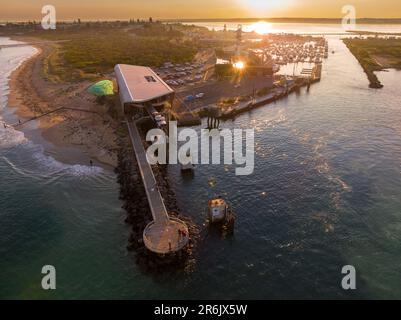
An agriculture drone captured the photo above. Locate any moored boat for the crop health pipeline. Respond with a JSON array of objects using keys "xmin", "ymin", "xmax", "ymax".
[{"xmin": 207, "ymin": 197, "xmax": 235, "ymax": 235}]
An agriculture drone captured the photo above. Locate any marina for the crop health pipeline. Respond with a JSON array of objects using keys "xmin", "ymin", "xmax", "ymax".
[
  {"xmin": 194, "ymin": 64, "xmax": 322, "ymax": 121},
  {"xmin": 257, "ymin": 35, "xmax": 328, "ymax": 65}
]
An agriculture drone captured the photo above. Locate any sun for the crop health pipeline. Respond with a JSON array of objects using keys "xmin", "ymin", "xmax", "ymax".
[
  {"xmin": 249, "ymin": 21, "xmax": 272, "ymax": 35},
  {"xmin": 233, "ymin": 61, "xmax": 245, "ymax": 70}
]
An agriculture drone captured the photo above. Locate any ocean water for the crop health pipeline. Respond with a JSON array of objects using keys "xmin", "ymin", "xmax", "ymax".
[
  {"xmin": 0, "ymin": 39, "xmax": 133, "ymax": 299},
  {"xmin": 184, "ymin": 21, "xmax": 401, "ymax": 34},
  {"xmin": 1, "ymin": 28, "xmax": 401, "ymax": 299},
  {"xmin": 168, "ymin": 36, "xmax": 401, "ymax": 299}
]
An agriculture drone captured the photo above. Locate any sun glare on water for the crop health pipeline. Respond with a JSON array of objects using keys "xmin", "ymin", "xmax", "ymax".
[{"xmin": 249, "ymin": 21, "xmax": 273, "ymax": 35}]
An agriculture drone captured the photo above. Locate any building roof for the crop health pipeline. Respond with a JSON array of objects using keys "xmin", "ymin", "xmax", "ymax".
[{"xmin": 114, "ymin": 64, "xmax": 174, "ymax": 105}]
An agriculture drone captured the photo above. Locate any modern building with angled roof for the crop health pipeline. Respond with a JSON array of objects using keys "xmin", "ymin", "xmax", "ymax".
[{"xmin": 114, "ymin": 64, "xmax": 175, "ymax": 115}]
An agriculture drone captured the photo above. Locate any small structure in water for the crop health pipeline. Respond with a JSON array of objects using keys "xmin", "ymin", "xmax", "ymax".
[
  {"xmin": 207, "ymin": 197, "xmax": 235, "ymax": 235},
  {"xmin": 181, "ymin": 162, "xmax": 195, "ymax": 172},
  {"xmin": 181, "ymin": 150, "xmax": 195, "ymax": 173}
]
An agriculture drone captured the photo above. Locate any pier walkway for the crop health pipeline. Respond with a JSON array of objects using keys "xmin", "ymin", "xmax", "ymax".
[
  {"xmin": 9, "ymin": 107, "xmax": 99, "ymax": 128},
  {"xmin": 126, "ymin": 119, "xmax": 189, "ymax": 254},
  {"xmin": 0, "ymin": 40, "xmax": 69, "ymax": 50}
]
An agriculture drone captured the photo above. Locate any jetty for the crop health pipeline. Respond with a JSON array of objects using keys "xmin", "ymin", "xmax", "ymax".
[
  {"xmin": 0, "ymin": 40, "xmax": 69, "ymax": 50},
  {"xmin": 114, "ymin": 64, "xmax": 190, "ymax": 254},
  {"xmin": 0, "ymin": 43, "xmax": 29, "ymax": 49},
  {"xmin": 215, "ymin": 67, "xmax": 322, "ymax": 120},
  {"xmin": 9, "ymin": 107, "xmax": 100, "ymax": 128},
  {"xmin": 126, "ymin": 118, "xmax": 189, "ymax": 254}
]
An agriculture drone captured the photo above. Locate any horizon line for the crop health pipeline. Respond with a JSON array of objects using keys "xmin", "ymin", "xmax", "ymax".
[
  {"xmin": 2, "ymin": 17, "xmax": 401, "ymax": 23},
  {"xmin": 164, "ymin": 17, "xmax": 401, "ymax": 23}
]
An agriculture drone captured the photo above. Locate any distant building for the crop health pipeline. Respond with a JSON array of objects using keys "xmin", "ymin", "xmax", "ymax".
[{"xmin": 114, "ymin": 64, "xmax": 175, "ymax": 116}]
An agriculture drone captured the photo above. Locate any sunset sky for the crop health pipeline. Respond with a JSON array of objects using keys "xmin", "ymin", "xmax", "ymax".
[{"xmin": 1, "ymin": 0, "xmax": 401, "ymax": 21}]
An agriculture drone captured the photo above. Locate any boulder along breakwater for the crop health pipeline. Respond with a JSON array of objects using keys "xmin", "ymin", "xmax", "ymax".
[{"xmin": 115, "ymin": 121, "xmax": 199, "ymax": 274}]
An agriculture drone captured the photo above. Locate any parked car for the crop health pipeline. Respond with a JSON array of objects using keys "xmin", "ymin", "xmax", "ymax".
[
  {"xmin": 184, "ymin": 95, "xmax": 195, "ymax": 102},
  {"xmin": 166, "ymin": 80, "xmax": 178, "ymax": 86}
]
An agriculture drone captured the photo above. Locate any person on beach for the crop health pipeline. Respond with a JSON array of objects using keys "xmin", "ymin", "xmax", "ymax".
[{"xmin": 89, "ymin": 160, "xmax": 93, "ymax": 166}]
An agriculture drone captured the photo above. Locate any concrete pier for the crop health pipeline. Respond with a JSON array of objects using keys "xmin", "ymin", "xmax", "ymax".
[{"xmin": 126, "ymin": 119, "xmax": 189, "ymax": 254}]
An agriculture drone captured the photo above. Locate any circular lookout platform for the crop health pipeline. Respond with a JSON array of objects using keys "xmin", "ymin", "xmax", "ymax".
[{"xmin": 143, "ymin": 217, "xmax": 189, "ymax": 254}]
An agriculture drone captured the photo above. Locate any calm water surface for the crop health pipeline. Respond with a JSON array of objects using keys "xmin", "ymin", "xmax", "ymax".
[
  {"xmin": 184, "ymin": 21, "xmax": 401, "ymax": 34},
  {"xmin": 1, "ymin": 28, "xmax": 401, "ymax": 299}
]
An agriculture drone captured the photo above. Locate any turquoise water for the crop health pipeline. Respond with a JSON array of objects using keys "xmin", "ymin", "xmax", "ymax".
[
  {"xmin": 0, "ymin": 40, "xmax": 146, "ymax": 299},
  {"xmin": 1, "ymin": 32, "xmax": 401, "ymax": 299}
]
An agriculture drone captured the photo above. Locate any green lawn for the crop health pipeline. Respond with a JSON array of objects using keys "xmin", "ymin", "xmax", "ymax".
[{"xmin": 3, "ymin": 22, "xmax": 202, "ymax": 82}]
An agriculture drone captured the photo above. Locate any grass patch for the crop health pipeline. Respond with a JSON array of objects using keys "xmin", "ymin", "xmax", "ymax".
[
  {"xmin": 343, "ymin": 37, "xmax": 401, "ymax": 88},
  {"xmin": 6, "ymin": 23, "xmax": 200, "ymax": 82}
]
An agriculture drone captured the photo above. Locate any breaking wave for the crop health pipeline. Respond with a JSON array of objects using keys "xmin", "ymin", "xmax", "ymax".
[
  {"xmin": 0, "ymin": 39, "xmax": 102, "ymax": 178},
  {"xmin": 0, "ymin": 123, "xmax": 27, "ymax": 149},
  {"xmin": 1, "ymin": 135, "xmax": 103, "ymax": 178},
  {"xmin": 30, "ymin": 142, "xmax": 104, "ymax": 177}
]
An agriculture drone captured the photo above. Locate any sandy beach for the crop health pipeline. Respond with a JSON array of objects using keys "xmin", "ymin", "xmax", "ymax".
[{"xmin": 7, "ymin": 37, "xmax": 119, "ymax": 168}]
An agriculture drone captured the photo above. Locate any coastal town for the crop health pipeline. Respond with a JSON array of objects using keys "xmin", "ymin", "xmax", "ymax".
[
  {"xmin": 1, "ymin": 18, "xmax": 400, "ymax": 269},
  {"xmin": 3, "ymin": 0, "xmax": 401, "ymax": 303},
  {"xmin": 0, "ymin": 20, "xmax": 329, "ymax": 265}
]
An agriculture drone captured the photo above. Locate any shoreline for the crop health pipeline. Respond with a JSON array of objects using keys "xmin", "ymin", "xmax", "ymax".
[
  {"xmin": 343, "ymin": 39, "xmax": 384, "ymax": 89},
  {"xmin": 6, "ymin": 36, "xmax": 119, "ymax": 169},
  {"xmin": 342, "ymin": 38, "xmax": 401, "ymax": 89},
  {"xmin": 3, "ymin": 36, "xmax": 196, "ymax": 268}
]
